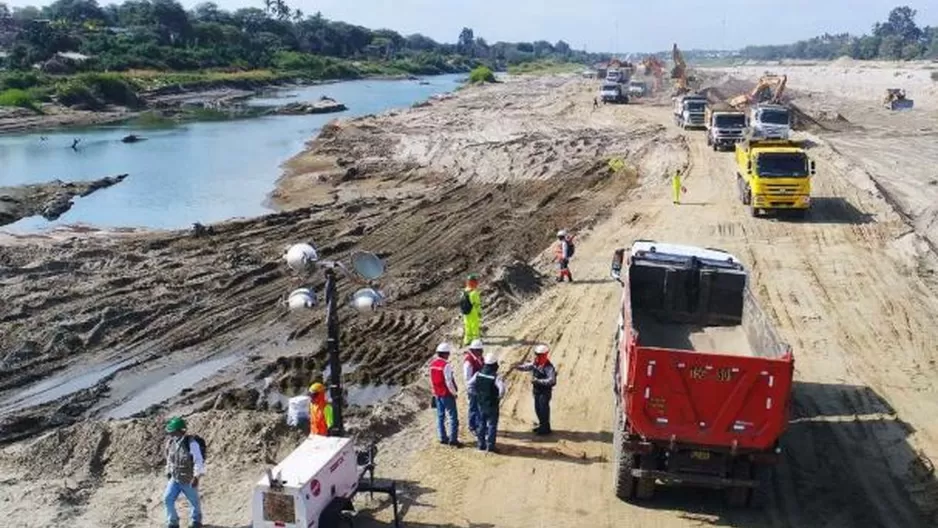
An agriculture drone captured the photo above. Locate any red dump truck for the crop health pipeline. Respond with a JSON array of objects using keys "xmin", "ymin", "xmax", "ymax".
[{"xmin": 609, "ymin": 240, "xmax": 794, "ymax": 506}]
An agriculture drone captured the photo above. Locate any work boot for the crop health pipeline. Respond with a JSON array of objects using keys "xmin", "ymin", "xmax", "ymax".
[
  {"xmin": 486, "ymin": 446, "xmax": 499, "ymax": 454},
  {"xmin": 534, "ymin": 428, "xmax": 552, "ymax": 436},
  {"xmin": 449, "ymin": 439, "xmax": 463, "ymax": 448},
  {"xmin": 192, "ymin": 523, "xmax": 203, "ymax": 528}
]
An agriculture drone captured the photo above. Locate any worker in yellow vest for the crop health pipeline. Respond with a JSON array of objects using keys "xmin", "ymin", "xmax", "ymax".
[{"xmin": 308, "ymin": 382, "xmax": 334, "ymax": 436}]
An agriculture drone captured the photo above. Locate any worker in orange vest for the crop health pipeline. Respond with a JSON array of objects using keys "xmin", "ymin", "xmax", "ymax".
[{"xmin": 308, "ymin": 382, "xmax": 334, "ymax": 436}]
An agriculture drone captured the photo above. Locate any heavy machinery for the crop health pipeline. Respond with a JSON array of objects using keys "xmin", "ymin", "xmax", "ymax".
[
  {"xmin": 601, "ymin": 81, "xmax": 629, "ymax": 104},
  {"xmin": 606, "ymin": 58, "xmax": 635, "ymax": 85},
  {"xmin": 705, "ymin": 103, "xmax": 746, "ymax": 151},
  {"xmin": 883, "ymin": 88, "xmax": 914, "ymax": 110},
  {"xmin": 610, "ymin": 241, "xmax": 794, "ymax": 506},
  {"xmin": 641, "ymin": 56, "xmax": 665, "ymax": 94},
  {"xmin": 628, "ymin": 79, "xmax": 648, "ymax": 98},
  {"xmin": 671, "ymin": 44, "xmax": 690, "ymax": 95},
  {"xmin": 672, "ymin": 93, "xmax": 707, "ymax": 129},
  {"xmin": 735, "ymin": 138, "xmax": 815, "ymax": 218},
  {"xmin": 728, "ymin": 74, "xmax": 788, "ymax": 108}
]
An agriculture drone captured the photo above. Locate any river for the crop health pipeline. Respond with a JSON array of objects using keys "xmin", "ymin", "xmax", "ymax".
[{"xmin": 0, "ymin": 73, "xmax": 463, "ymax": 232}]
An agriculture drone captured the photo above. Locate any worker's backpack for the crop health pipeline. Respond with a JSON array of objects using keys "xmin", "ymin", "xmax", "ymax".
[
  {"xmin": 565, "ymin": 237, "xmax": 575, "ymax": 259},
  {"xmin": 459, "ymin": 291, "xmax": 473, "ymax": 315},
  {"xmin": 184, "ymin": 434, "xmax": 207, "ymax": 461}
]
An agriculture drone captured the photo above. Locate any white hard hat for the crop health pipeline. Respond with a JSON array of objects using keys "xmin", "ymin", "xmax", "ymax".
[
  {"xmin": 557, "ymin": 230, "xmax": 567, "ymax": 237},
  {"xmin": 468, "ymin": 339, "xmax": 484, "ymax": 350},
  {"xmin": 285, "ymin": 243, "xmax": 318, "ymax": 273},
  {"xmin": 534, "ymin": 344, "xmax": 550, "ymax": 355},
  {"xmin": 287, "ymin": 288, "xmax": 316, "ymax": 310},
  {"xmin": 484, "ymin": 353, "xmax": 498, "ymax": 365},
  {"xmin": 436, "ymin": 342, "xmax": 453, "ymax": 354}
]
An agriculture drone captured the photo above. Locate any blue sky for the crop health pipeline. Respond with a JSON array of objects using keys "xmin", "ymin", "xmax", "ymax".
[{"xmin": 6, "ymin": 0, "xmax": 938, "ymax": 52}]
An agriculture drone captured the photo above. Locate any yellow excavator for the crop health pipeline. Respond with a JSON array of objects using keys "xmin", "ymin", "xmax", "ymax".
[
  {"xmin": 728, "ymin": 74, "xmax": 788, "ymax": 109},
  {"xmin": 671, "ymin": 43, "xmax": 690, "ymax": 95}
]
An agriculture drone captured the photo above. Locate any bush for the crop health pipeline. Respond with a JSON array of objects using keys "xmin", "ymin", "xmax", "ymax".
[
  {"xmin": 76, "ymin": 73, "xmax": 143, "ymax": 108},
  {"xmin": 56, "ymin": 81, "xmax": 103, "ymax": 109},
  {"xmin": 469, "ymin": 66, "xmax": 496, "ymax": 84},
  {"xmin": 0, "ymin": 72, "xmax": 42, "ymax": 91},
  {"xmin": 0, "ymin": 89, "xmax": 39, "ymax": 110}
]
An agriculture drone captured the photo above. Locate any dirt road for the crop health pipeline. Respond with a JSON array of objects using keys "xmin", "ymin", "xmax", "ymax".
[
  {"xmin": 2, "ymin": 71, "xmax": 937, "ymax": 527},
  {"xmin": 358, "ymin": 84, "xmax": 938, "ymax": 528}
]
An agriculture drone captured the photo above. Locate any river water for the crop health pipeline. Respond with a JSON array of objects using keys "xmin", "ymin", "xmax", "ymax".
[{"xmin": 0, "ymin": 74, "xmax": 462, "ymax": 232}]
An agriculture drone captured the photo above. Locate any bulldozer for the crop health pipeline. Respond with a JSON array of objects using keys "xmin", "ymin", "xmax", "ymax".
[
  {"xmin": 883, "ymin": 89, "xmax": 914, "ymax": 110},
  {"xmin": 728, "ymin": 74, "xmax": 787, "ymax": 109}
]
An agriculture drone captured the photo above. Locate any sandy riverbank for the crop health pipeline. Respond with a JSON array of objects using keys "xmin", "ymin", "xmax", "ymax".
[{"xmin": 1, "ymin": 61, "xmax": 938, "ymax": 528}]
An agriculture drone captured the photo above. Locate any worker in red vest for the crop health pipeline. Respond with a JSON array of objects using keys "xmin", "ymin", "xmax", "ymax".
[
  {"xmin": 429, "ymin": 342, "xmax": 461, "ymax": 446},
  {"xmin": 463, "ymin": 339, "xmax": 485, "ymax": 435}
]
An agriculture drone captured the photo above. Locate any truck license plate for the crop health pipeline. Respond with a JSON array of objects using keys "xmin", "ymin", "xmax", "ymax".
[{"xmin": 690, "ymin": 451, "xmax": 711, "ymax": 461}]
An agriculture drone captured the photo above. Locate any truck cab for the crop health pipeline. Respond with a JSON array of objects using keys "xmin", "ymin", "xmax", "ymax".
[
  {"xmin": 735, "ymin": 139, "xmax": 815, "ymax": 218},
  {"xmin": 747, "ymin": 104, "xmax": 791, "ymax": 140},
  {"xmin": 627, "ymin": 80, "xmax": 647, "ymax": 98},
  {"xmin": 601, "ymin": 82, "xmax": 628, "ymax": 104},
  {"xmin": 705, "ymin": 106, "xmax": 746, "ymax": 151},
  {"xmin": 673, "ymin": 95, "xmax": 706, "ymax": 130}
]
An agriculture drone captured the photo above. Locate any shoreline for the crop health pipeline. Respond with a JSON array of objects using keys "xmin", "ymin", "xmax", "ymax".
[{"xmin": 0, "ymin": 71, "xmax": 462, "ymax": 136}]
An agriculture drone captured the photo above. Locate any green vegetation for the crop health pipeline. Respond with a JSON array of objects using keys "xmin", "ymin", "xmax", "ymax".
[
  {"xmin": 0, "ymin": 88, "xmax": 39, "ymax": 110},
  {"xmin": 0, "ymin": 0, "xmax": 604, "ymax": 82},
  {"xmin": 739, "ymin": 6, "xmax": 938, "ymax": 61},
  {"xmin": 468, "ymin": 66, "xmax": 496, "ymax": 84},
  {"xmin": 507, "ymin": 60, "xmax": 582, "ymax": 75}
]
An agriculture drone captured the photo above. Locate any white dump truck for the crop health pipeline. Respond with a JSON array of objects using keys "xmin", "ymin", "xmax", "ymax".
[
  {"xmin": 705, "ymin": 103, "xmax": 747, "ymax": 151},
  {"xmin": 672, "ymin": 94, "xmax": 707, "ymax": 129},
  {"xmin": 747, "ymin": 103, "xmax": 791, "ymax": 140}
]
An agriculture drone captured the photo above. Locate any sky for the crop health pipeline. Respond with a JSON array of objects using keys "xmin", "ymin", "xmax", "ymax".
[{"xmin": 4, "ymin": 0, "xmax": 938, "ymax": 52}]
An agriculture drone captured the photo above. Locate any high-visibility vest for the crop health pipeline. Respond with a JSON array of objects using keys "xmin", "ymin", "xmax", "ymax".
[
  {"xmin": 465, "ymin": 353, "xmax": 483, "ymax": 377},
  {"xmin": 429, "ymin": 357, "xmax": 453, "ymax": 397},
  {"xmin": 309, "ymin": 402, "xmax": 333, "ymax": 436}
]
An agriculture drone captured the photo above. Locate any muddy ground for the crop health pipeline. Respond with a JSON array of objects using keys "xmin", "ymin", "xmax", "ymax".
[
  {"xmin": 0, "ymin": 174, "xmax": 128, "ymax": 227},
  {"xmin": 2, "ymin": 65, "xmax": 938, "ymax": 527}
]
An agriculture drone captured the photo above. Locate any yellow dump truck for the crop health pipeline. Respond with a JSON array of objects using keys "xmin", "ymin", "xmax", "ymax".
[{"xmin": 734, "ymin": 139, "xmax": 815, "ymax": 218}]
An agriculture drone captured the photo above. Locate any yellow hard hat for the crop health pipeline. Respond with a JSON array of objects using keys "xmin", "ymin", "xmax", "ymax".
[{"xmin": 308, "ymin": 382, "xmax": 326, "ymax": 394}]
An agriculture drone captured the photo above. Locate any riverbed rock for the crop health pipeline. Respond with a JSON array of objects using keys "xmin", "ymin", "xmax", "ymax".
[
  {"xmin": 271, "ymin": 99, "xmax": 347, "ymax": 116},
  {"xmin": 0, "ymin": 174, "xmax": 129, "ymax": 226}
]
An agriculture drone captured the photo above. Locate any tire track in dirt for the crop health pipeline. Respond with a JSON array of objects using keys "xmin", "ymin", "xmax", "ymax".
[{"xmin": 359, "ymin": 93, "xmax": 938, "ymax": 528}]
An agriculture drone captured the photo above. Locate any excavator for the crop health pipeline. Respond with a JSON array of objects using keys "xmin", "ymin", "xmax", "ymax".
[
  {"xmin": 728, "ymin": 74, "xmax": 788, "ymax": 109},
  {"xmin": 883, "ymin": 88, "xmax": 914, "ymax": 110},
  {"xmin": 671, "ymin": 43, "xmax": 690, "ymax": 95},
  {"xmin": 640, "ymin": 56, "xmax": 665, "ymax": 93}
]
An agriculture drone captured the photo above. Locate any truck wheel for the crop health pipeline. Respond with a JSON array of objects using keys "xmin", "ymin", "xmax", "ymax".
[
  {"xmin": 635, "ymin": 454, "xmax": 657, "ymax": 499},
  {"xmin": 750, "ymin": 203, "xmax": 759, "ymax": 218},
  {"xmin": 726, "ymin": 460, "xmax": 753, "ymax": 507},
  {"xmin": 613, "ymin": 403, "xmax": 637, "ymax": 500}
]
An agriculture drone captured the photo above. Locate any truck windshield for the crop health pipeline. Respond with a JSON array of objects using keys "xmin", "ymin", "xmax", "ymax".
[
  {"xmin": 602, "ymin": 84, "xmax": 618, "ymax": 91},
  {"xmin": 759, "ymin": 109, "xmax": 789, "ymax": 125},
  {"xmin": 686, "ymin": 101, "xmax": 705, "ymax": 112},
  {"xmin": 715, "ymin": 114, "xmax": 746, "ymax": 128},
  {"xmin": 756, "ymin": 153, "xmax": 808, "ymax": 178}
]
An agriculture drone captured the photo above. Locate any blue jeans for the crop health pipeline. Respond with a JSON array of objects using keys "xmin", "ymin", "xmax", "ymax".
[
  {"xmin": 467, "ymin": 393, "xmax": 481, "ymax": 433},
  {"xmin": 165, "ymin": 479, "xmax": 202, "ymax": 526},
  {"xmin": 434, "ymin": 395, "xmax": 459, "ymax": 443},
  {"xmin": 534, "ymin": 391, "xmax": 552, "ymax": 431},
  {"xmin": 478, "ymin": 411, "xmax": 499, "ymax": 450}
]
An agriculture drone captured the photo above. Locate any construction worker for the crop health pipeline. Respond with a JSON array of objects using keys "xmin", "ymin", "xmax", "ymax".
[
  {"xmin": 468, "ymin": 352, "xmax": 506, "ymax": 452},
  {"xmin": 308, "ymin": 382, "xmax": 334, "ymax": 436},
  {"xmin": 429, "ymin": 342, "xmax": 461, "ymax": 446},
  {"xmin": 463, "ymin": 339, "xmax": 485, "ymax": 435},
  {"xmin": 672, "ymin": 170, "xmax": 685, "ymax": 205},
  {"xmin": 163, "ymin": 417, "xmax": 204, "ymax": 528},
  {"xmin": 555, "ymin": 230, "xmax": 574, "ymax": 282},
  {"xmin": 461, "ymin": 273, "xmax": 482, "ymax": 346},
  {"xmin": 514, "ymin": 344, "xmax": 558, "ymax": 435}
]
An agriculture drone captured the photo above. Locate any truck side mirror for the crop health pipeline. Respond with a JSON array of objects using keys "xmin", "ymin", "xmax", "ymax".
[
  {"xmin": 610, "ymin": 248, "xmax": 625, "ymax": 285},
  {"xmin": 746, "ymin": 160, "xmax": 752, "ymax": 173},
  {"xmin": 810, "ymin": 160, "xmax": 816, "ymax": 175}
]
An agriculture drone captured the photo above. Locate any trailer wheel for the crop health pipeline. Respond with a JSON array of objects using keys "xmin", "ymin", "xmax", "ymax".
[
  {"xmin": 320, "ymin": 498, "xmax": 355, "ymax": 528},
  {"xmin": 726, "ymin": 460, "xmax": 753, "ymax": 507},
  {"xmin": 613, "ymin": 403, "xmax": 637, "ymax": 500},
  {"xmin": 635, "ymin": 454, "xmax": 656, "ymax": 499}
]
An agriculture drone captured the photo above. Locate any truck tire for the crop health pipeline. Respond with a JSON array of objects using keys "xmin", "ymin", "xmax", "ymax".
[
  {"xmin": 725, "ymin": 459, "xmax": 753, "ymax": 507},
  {"xmin": 750, "ymin": 202, "xmax": 759, "ymax": 218},
  {"xmin": 613, "ymin": 402, "xmax": 637, "ymax": 500},
  {"xmin": 635, "ymin": 454, "xmax": 656, "ymax": 499}
]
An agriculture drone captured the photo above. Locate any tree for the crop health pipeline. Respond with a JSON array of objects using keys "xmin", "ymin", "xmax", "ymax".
[
  {"xmin": 555, "ymin": 40, "xmax": 571, "ymax": 56},
  {"xmin": 458, "ymin": 27, "xmax": 473, "ymax": 55},
  {"xmin": 0, "ymin": 2, "xmax": 10, "ymax": 20},
  {"xmin": 44, "ymin": 0, "xmax": 106, "ymax": 24},
  {"xmin": 873, "ymin": 6, "xmax": 922, "ymax": 43}
]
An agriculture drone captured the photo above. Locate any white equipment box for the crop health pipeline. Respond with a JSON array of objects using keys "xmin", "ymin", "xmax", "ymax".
[{"xmin": 252, "ymin": 435, "xmax": 358, "ymax": 528}]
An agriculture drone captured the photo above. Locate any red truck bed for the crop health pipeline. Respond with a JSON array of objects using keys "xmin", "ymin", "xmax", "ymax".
[{"xmin": 611, "ymin": 241, "xmax": 794, "ymax": 503}]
